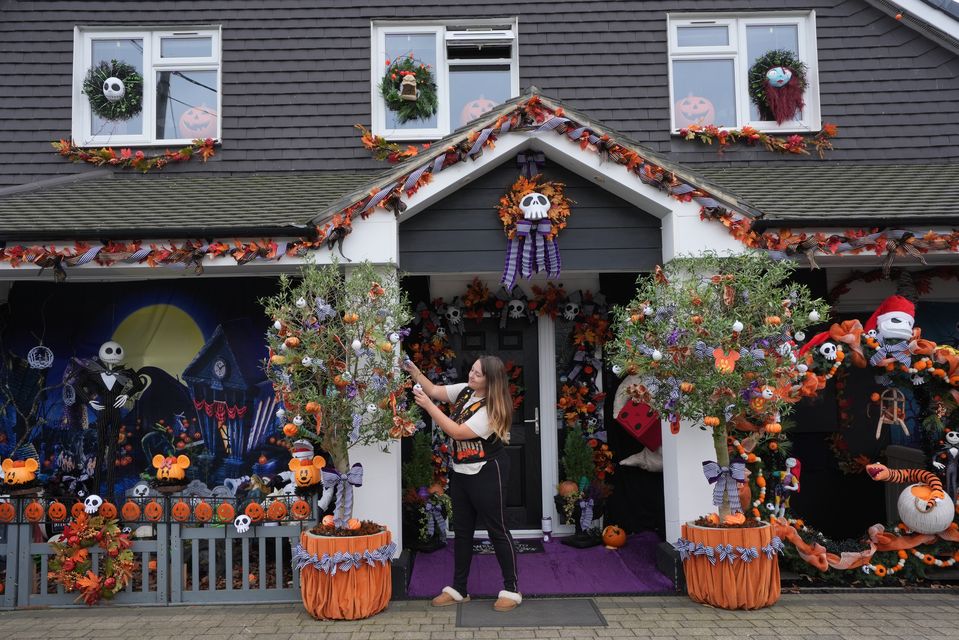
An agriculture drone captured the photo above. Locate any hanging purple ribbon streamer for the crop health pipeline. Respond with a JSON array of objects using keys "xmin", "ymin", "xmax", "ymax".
[
  {"xmin": 702, "ymin": 460, "xmax": 746, "ymax": 513},
  {"xmin": 321, "ymin": 463, "xmax": 364, "ymax": 528},
  {"xmin": 361, "ymin": 183, "xmax": 398, "ymax": 213},
  {"xmin": 578, "ymin": 497, "xmax": 594, "ymax": 531},
  {"xmin": 500, "ymin": 218, "xmax": 560, "ymax": 289},
  {"xmin": 516, "ymin": 151, "xmax": 545, "ymax": 178},
  {"xmin": 870, "ymin": 338, "xmax": 911, "ymax": 367},
  {"xmin": 423, "ymin": 501, "xmax": 447, "ymax": 539}
]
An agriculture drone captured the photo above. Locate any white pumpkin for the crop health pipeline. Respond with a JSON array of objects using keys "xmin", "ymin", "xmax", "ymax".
[{"xmin": 897, "ymin": 484, "xmax": 954, "ymax": 534}]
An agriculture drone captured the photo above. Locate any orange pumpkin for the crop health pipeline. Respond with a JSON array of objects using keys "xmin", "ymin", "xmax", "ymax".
[
  {"xmin": 0, "ymin": 501, "xmax": 15, "ymax": 523},
  {"xmin": 288, "ymin": 455, "xmax": 325, "ymax": 487},
  {"xmin": 99, "ymin": 501, "xmax": 118, "ymax": 520},
  {"xmin": 144, "ymin": 500, "xmax": 164, "ymax": 522},
  {"xmin": 284, "ymin": 336, "xmax": 301, "ymax": 349},
  {"xmin": 48, "ymin": 501, "xmax": 68, "ymax": 522},
  {"xmin": 177, "ymin": 105, "xmax": 218, "ymax": 139},
  {"xmin": 267, "ymin": 500, "xmax": 288, "ymax": 521},
  {"xmin": 602, "ymin": 525, "xmax": 627, "ymax": 549},
  {"xmin": 557, "ymin": 480, "xmax": 579, "ymax": 497},
  {"xmin": 322, "ymin": 514, "xmax": 336, "ymax": 527},
  {"xmin": 122, "ymin": 500, "xmax": 141, "ymax": 522},
  {"xmin": 283, "ymin": 423, "xmax": 298, "ymax": 437},
  {"xmin": 216, "ymin": 502, "xmax": 235, "ymax": 522},
  {"xmin": 71, "ymin": 501, "xmax": 86, "ymax": 519},
  {"xmin": 24, "ymin": 500, "xmax": 44, "ymax": 523},
  {"xmin": 291, "ymin": 499, "xmax": 311, "ymax": 520},
  {"xmin": 674, "ymin": 94, "xmax": 716, "ymax": 128},
  {"xmin": 171, "ymin": 501, "xmax": 191, "ymax": 522},
  {"xmin": 194, "ymin": 501, "xmax": 213, "ymax": 523},
  {"xmin": 459, "ymin": 96, "xmax": 497, "ymax": 126},
  {"xmin": 245, "ymin": 502, "xmax": 265, "ymax": 523},
  {"xmin": 2, "ymin": 457, "xmax": 38, "ymax": 485},
  {"xmin": 347, "ymin": 518, "xmax": 361, "ymax": 530}
]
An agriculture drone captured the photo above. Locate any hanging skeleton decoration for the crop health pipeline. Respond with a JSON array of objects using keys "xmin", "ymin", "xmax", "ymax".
[
  {"xmin": 495, "ymin": 286, "xmax": 532, "ymax": 328},
  {"xmin": 440, "ymin": 298, "xmax": 464, "ymax": 335},
  {"xmin": 69, "ymin": 341, "xmax": 148, "ymax": 495},
  {"xmin": 500, "ymin": 190, "xmax": 562, "ymax": 290}
]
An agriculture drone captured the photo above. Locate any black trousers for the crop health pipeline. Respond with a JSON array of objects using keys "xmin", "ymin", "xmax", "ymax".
[{"xmin": 450, "ymin": 454, "xmax": 518, "ymax": 596}]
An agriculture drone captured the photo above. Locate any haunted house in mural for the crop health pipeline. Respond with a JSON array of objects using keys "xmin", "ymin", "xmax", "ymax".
[{"xmin": 182, "ymin": 321, "xmax": 275, "ymax": 478}]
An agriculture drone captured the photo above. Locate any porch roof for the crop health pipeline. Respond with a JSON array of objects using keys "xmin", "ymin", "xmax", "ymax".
[{"xmin": 697, "ymin": 163, "xmax": 959, "ymax": 230}]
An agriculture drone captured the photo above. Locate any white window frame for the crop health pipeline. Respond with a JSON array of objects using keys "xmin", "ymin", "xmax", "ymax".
[
  {"xmin": 371, "ymin": 19, "xmax": 520, "ymax": 141},
  {"xmin": 667, "ymin": 12, "xmax": 820, "ymax": 134},
  {"xmin": 72, "ymin": 26, "xmax": 222, "ymax": 147}
]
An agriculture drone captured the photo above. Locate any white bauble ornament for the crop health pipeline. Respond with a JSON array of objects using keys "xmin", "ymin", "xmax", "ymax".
[
  {"xmin": 389, "ymin": 332, "xmax": 400, "ymax": 343},
  {"xmin": 611, "ymin": 364, "xmax": 623, "ymax": 376},
  {"xmin": 794, "ymin": 331, "xmax": 805, "ymax": 342},
  {"xmin": 732, "ymin": 320, "xmax": 744, "ymax": 333},
  {"xmin": 275, "ymin": 408, "xmax": 286, "ymax": 418},
  {"xmin": 651, "ymin": 350, "xmax": 663, "ymax": 362},
  {"xmin": 273, "ymin": 320, "xmax": 283, "ymax": 331},
  {"xmin": 301, "ymin": 356, "xmax": 312, "ymax": 367},
  {"xmin": 808, "ymin": 310, "xmax": 821, "ymax": 322},
  {"xmin": 351, "ymin": 339, "xmax": 363, "ymax": 351},
  {"xmin": 797, "ymin": 364, "xmax": 808, "ymax": 373},
  {"xmin": 295, "ymin": 297, "xmax": 307, "ymax": 309}
]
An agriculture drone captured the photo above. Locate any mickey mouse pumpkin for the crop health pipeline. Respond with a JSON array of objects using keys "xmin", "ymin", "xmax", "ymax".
[
  {"xmin": 288, "ymin": 455, "xmax": 326, "ymax": 488},
  {"xmin": 153, "ymin": 454, "xmax": 191, "ymax": 482},
  {"xmin": 2, "ymin": 457, "xmax": 38, "ymax": 487}
]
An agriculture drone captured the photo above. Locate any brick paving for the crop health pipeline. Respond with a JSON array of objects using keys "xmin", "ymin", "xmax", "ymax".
[{"xmin": 0, "ymin": 593, "xmax": 957, "ymax": 639}]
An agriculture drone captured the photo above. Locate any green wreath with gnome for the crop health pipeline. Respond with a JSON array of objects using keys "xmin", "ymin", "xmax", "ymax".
[{"xmin": 379, "ymin": 54, "xmax": 438, "ymax": 124}]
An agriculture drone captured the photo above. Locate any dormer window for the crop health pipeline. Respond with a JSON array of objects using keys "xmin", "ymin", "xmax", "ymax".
[
  {"xmin": 72, "ymin": 27, "xmax": 221, "ymax": 146},
  {"xmin": 372, "ymin": 20, "xmax": 520, "ymax": 140}
]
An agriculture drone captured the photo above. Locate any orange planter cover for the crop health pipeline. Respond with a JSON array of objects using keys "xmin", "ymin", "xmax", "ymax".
[
  {"xmin": 299, "ymin": 530, "xmax": 393, "ymax": 620},
  {"xmin": 682, "ymin": 522, "xmax": 780, "ymax": 610}
]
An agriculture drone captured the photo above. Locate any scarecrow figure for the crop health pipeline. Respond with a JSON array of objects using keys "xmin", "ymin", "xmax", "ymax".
[{"xmin": 70, "ymin": 341, "xmax": 147, "ymax": 496}]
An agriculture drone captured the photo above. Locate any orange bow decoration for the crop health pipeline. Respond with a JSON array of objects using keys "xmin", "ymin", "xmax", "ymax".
[
  {"xmin": 935, "ymin": 347, "xmax": 959, "ymax": 380},
  {"xmin": 909, "ymin": 328, "xmax": 936, "ymax": 356},
  {"xmin": 828, "ymin": 320, "xmax": 865, "ymax": 368}
]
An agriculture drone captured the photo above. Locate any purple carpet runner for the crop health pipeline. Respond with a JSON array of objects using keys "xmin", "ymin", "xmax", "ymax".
[{"xmin": 408, "ymin": 532, "xmax": 673, "ymax": 597}]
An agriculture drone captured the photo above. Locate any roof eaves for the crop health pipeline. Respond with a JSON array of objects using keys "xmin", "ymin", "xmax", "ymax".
[{"xmin": 862, "ymin": 0, "xmax": 959, "ymax": 56}]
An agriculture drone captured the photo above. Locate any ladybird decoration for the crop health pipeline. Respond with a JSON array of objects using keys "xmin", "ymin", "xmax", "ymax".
[
  {"xmin": 121, "ymin": 500, "xmax": 141, "ymax": 522},
  {"xmin": 24, "ymin": 500, "xmax": 45, "ymax": 523},
  {"xmin": 602, "ymin": 525, "xmax": 627, "ymax": 549},
  {"xmin": 193, "ymin": 501, "xmax": 213, "ymax": 523},
  {"xmin": 48, "ymin": 500, "xmax": 68, "ymax": 522},
  {"xmin": 216, "ymin": 502, "xmax": 235, "ymax": 523},
  {"xmin": 99, "ymin": 501, "xmax": 118, "ymax": 520},
  {"xmin": 267, "ymin": 500, "xmax": 288, "ymax": 522},
  {"xmin": 144, "ymin": 500, "xmax": 164, "ymax": 522},
  {"xmin": 290, "ymin": 499, "xmax": 312, "ymax": 520},
  {"xmin": 244, "ymin": 502, "xmax": 265, "ymax": 523},
  {"xmin": 171, "ymin": 500, "xmax": 191, "ymax": 522},
  {"xmin": 0, "ymin": 501, "xmax": 15, "ymax": 523}
]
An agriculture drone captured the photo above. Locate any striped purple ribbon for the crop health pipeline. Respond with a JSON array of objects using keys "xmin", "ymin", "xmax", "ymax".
[{"xmin": 500, "ymin": 219, "xmax": 561, "ymax": 290}]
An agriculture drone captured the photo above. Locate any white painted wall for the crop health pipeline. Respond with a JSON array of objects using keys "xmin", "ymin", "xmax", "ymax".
[
  {"xmin": 349, "ymin": 440, "xmax": 403, "ymax": 555},
  {"xmin": 661, "ymin": 421, "xmax": 719, "ymax": 542}
]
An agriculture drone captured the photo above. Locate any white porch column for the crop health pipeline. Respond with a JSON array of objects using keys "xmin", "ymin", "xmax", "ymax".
[
  {"xmin": 349, "ymin": 441, "xmax": 403, "ymax": 554},
  {"xmin": 661, "ymin": 421, "xmax": 717, "ymax": 541}
]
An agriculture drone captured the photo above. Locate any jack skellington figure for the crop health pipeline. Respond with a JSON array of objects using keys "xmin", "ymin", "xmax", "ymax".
[
  {"xmin": 70, "ymin": 341, "xmax": 147, "ymax": 495},
  {"xmin": 933, "ymin": 430, "xmax": 959, "ymax": 502}
]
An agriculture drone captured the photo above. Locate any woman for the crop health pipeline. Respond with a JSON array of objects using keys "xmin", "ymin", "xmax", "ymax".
[{"xmin": 404, "ymin": 355, "xmax": 522, "ymax": 612}]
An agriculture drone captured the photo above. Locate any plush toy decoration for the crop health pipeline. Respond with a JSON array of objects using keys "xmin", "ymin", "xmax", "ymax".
[
  {"xmin": 288, "ymin": 455, "xmax": 326, "ymax": 487},
  {"xmin": 933, "ymin": 430, "xmax": 959, "ymax": 501},
  {"xmin": 865, "ymin": 295, "xmax": 915, "ymax": 342},
  {"xmin": 866, "ymin": 463, "xmax": 952, "ymax": 534},
  {"xmin": 772, "ymin": 458, "xmax": 800, "ymax": 518},
  {"xmin": 1, "ymin": 457, "xmax": 38, "ymax": 486},
  {"xmin": 152, "ymin": 454, "xmax": 191, "ymax": 482}
]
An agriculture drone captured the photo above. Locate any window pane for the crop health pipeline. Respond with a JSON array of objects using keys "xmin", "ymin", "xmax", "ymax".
[
  {"xmin": 677, "ymin": 26, "xmax": 728, "ymax": 47},
  {"xmin": 672, "ymin": 59, "xmax": 735, "ymax": 128},
  {"xmin": 746, "ymin": 25, "xmax": 801, "ymax": 121},
  {"xmin": 156, "ymin": 70, "xmax": 219, "ymax": 140},
  {"xmin": 447, "ymin": 43, "xmax": 511, "ymax": 60},
  {"xmin": 384, "ymin": 32, "xmax": 438, "ymax": 130},
  {"xmin": 450, "ymin": 66, "xmax": 510, "ymax": 128},
  {"xmin": 161, "ymin": 37, "xmax": 213, "ymax": 58},
  {"xmin": 90, "ymin": 38, "xmax": 144, "ymax": 137}
]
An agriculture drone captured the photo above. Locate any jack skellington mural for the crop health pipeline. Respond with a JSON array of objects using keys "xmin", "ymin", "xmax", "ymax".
[{"xmin": 69, "ymin": 341, "xmax": 147, "ymax": 495}]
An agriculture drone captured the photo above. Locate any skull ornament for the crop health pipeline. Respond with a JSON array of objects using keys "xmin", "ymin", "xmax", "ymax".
[
  {"xmin": 819, "ymin": 342, "xmax": 838, "ymax": 361},
  {"xmin": 562, "ymin": 303, "xmax": 580, "ymax": 321},
  {"xmin": 445, "ymin": 306, "xmax": 463, "ymax": 325},
  {"xmin": 866, "ymin": 329, "xmax": 878, "ymax": 339},
  {"xmin": 99, "ymin": 341, "xmax": 124, "ymax": 365},
  {"xmin": 507, "ymin": 299, "xmax": 526, "ymax": 319},
  {"xmin": 102, "ymin": 77, "xmax": 125, "ymax": 102},
  {"xmin": 946, "ymin": 431, "xmax": 959, "ymax": 446},
  {"xmin": 435, "ymin": 327, "xmax": 447, "ymax": 339},
  {"xmin": 84, "ymin": 494, "xmax": 104, "ymax": 514},
  {"xmin": 234, "ymin": 514, "xmax": 252, "ymax": 533},
  {"xmin": 519, "ymin": 192, "xmax": 550, "ymax": 220},
  {"xmin": 132, "ymin": 481, "xmax": 151, "ymax": 498}
]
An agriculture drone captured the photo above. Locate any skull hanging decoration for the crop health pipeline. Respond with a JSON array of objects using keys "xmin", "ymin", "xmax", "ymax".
[
  {"xmin": 84, "ymin": 494, "xmax": 104, "ymax": 514},
  {"xmin": 102, "ymin": 76, "xmax": 125, "ymax": 102},
  {"xmin": 499, "ymin": 176, "xmax": 570, "ymax": 290},
  {"xmin": 818, "ymin": 342, "xmax": 838, "ymax": 361},
  {"xmin": 441, "ymin": 299, "xmax": 464, "ymax": 335},
  {"xmin": 495, "ymin": 286, "xmax": 531, "ymax": 328},
  {"xmin": 562, "ymin": 302, "xmax": 581, "ymax": 321},
  {"xmin": 508, "ymin": 299, "xmax": 527, "ymax": 319},
  {"xmin": 234, "ymin": 514, "xmax": 252, "ymax": 533}
]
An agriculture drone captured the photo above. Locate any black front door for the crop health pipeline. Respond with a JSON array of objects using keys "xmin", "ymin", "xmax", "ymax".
[{"xmin": 452, "ymin": 317, "xmax": 541, "ymax": 529}]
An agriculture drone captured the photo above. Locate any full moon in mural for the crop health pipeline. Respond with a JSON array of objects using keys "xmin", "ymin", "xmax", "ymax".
[{"xmin": 112, "ymin": 304, "xmax": 205, "ymax": 376}]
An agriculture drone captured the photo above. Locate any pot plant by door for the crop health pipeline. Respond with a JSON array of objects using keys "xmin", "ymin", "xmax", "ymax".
[
  {"xmin": 608, "ymin": 253, "xmax": 828, "ymax": 610},
  {"xmin": 263, "ymin": 261, "xmax": 417, "ymax": 620}
]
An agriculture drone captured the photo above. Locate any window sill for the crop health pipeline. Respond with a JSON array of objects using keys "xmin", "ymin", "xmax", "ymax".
[{"xmin": 75, "ymin": 138, "xmax": 221, "ymax": 148}]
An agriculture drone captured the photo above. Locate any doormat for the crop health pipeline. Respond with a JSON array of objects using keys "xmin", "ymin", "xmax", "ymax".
[
  {"xmin": 456, "ymin": 597, "xmax": 606, "ymax": 628},
  {"xmin": 473, "ymin": 539, "xmax": 543, "ymax": 554}
]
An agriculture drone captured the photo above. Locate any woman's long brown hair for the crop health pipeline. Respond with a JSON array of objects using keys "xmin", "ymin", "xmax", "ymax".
[{"xmin": 478, "ymin": 355, "xmax": 513, "ymax": 443}]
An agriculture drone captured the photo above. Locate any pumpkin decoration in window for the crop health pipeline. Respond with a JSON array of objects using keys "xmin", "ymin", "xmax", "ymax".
[
  {"xmin": 121, "ymin": 500, "xmax": 141, "ymax": 522},
  {"xmin": 2, "ymin": 457, "xmax": 39, "ymax": 490},
  {"xmin": 288, "ymin": 455, "xmax": 326, "ymax": 488},
  {"xmin": 216, "ymin": 502, "xmax": 235, "ymax": 522},
  {"xmin": 24, "ymin": 500, "xmax": 45, "ymax": 523},
  {"xmin": 290, "ymin": 499, "xmax": 312, "ymax": 520},
  {"xmin": 143, "ymin": 500, "xmax": 164, "ymax": 522},
  {"xmin": 99, "ymin": 501, "xmax": 118, "ymax": 520},
  {"xmin": 267, "ymin": 500, "xmax": 288, "ymax": 522},
  {"xmin": 602, "ymin": 525, "xmax": 627, "ymax": 549},
  {"xmin": 48, "ymin": 501, "xmax": 68, "ymax": 522},
  {"xmin": 748, "ymin": 49, "xmax": 808, "ymax": 124},
  {"xmin": 177, "ymin": 105, "xmax": 218, "ymax": 140},
  {"xmin": 244, "ymin": 502, "xmax": 265, "ymax": 523},
  {"xmin": 171, "ymin": 500, "xmax": 191, "ymax": 522},
  {"xmin": 674, "ymin": 94, "xmax": 716, "ymax": 128},
  {"xmin": 0, "ymin": 501, "xmax": 15, "ymax": 523},
  {"xmin": 193, "ymin": 501, "xmax": 213, "ymax": 523},
  {"xmin": 459, "ymin": 96, "xmax": 498, "ymax": 126}
]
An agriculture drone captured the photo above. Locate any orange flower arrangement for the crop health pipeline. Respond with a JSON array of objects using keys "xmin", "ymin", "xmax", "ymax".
[
  {"xmin": 497, "ymin": 175, "xmax": 572, "ymax": 241},
  {"xmin": 48, "ymin": 512, "xmax": 136, "ymax": 605}
]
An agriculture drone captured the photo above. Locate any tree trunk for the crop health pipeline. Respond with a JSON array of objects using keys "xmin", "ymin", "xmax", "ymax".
[{"xmin": 712, "ymin": 424, "xmax": 731, "ymax": 518}]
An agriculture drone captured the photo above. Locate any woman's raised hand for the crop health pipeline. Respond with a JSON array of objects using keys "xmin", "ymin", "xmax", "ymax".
[
  {"xmin": 401, "ymin": 357, "xmax": 420, "ymax": 376},
  {"xmin": 412, "ymin": 385, "xmax": 433, "ymax": 409}
]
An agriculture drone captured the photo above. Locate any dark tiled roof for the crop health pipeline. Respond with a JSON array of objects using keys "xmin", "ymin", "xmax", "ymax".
[
  {"xmin": 0, "ymin": 172, "xmax": 379, "ymax": 239},
  {"xmin": 697, "ymin": 163, "xmax": 959, "ymax": 226}
]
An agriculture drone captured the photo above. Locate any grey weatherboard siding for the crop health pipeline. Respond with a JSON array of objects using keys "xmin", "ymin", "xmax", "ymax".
[
  {"xmin": 0, "ymin": 1, "xmax": 958, "ymax": 189},
  {"xmin": 398, "ymin": 160, "xmax": 662, "ymax": 274}
]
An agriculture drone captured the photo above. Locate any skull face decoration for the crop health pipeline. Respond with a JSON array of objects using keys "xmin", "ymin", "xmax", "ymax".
[
  {"xmin": 445, "ymin": 306, "xmax": 463, "ymax": 325},
  {"xmin": 84, "ymin": 494, "xmax": 104, "ymax": 514},
  {"xmin": 102, "ymin": 77, "xmax": 125, "ymax": 102},
  {"xmin": 234, "ymin": 514, "xmax": 252, "ymax": 533},
  {"xmin": 562, "ymin": 302, "xmax": 581, "ymax": 321},
  {"xmin": 507, "ymin": 299, "xmax": 526, "ymax": 319},
  {"xmin": 99, "ymin": 341, "xmax": 125, "ymax": 367},
  {"xmin": 519, "ymin": 192, "xmax": 550, "ymax": 220},
  {"xmin": 819, "ymin": 342, "xmax": 838, "ymax": 361}
]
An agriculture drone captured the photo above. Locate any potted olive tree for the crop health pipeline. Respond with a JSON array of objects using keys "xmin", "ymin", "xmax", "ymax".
[
  {"xmin": 262, "ymin": 260, "xmax": 417, "ymax": 620},
  {"xmin": 607, "ymin": 253, "xmax": 826, "ymax": 609}
]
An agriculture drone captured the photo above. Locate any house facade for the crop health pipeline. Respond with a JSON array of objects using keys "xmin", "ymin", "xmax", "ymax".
[{"xmin": 1, "ymin": 0, "xmax": 959, "ymax": 578}]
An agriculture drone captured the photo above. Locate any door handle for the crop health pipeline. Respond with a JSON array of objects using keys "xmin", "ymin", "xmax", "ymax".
[{"xmin": 524, "ymin": 407, "xmax": 540, "ymax": 435}]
